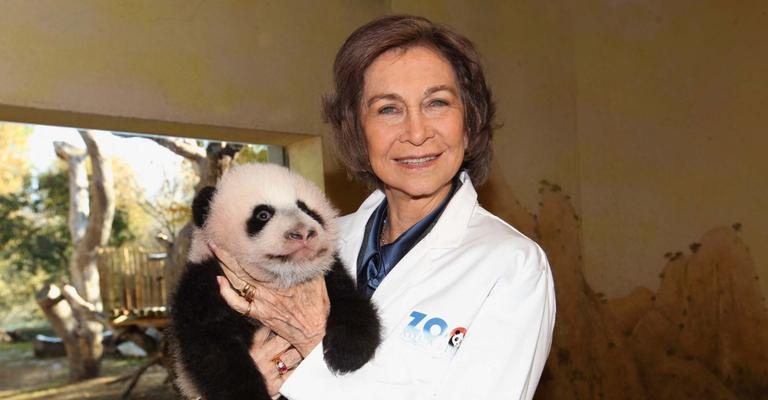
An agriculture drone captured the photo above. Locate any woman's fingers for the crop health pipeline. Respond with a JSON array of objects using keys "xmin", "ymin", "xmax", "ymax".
[
  {"xmin": 209, "ymin": 242, "xmax": 238, "ymax": 272},
  {"xmin": 213, "ymin": 251, "xmax": 329, "ymax": 358},
  {"xmin": 251, "ymin": 330, "xmax": 291, "ymax": 362},
  {"xmin": 279, "ymin": 348, "xmax": 303, "ymax": 370},
  {"xmin": 216, "ymin": 276, "xmax": 252, "ymax": 316},
  {"xmin": 252, "ymin": 325, "xmax": 273, "ymax": 346},
  {"xmin": 248, "ymin": 329, "xmax": 303, "ymax": 397}
]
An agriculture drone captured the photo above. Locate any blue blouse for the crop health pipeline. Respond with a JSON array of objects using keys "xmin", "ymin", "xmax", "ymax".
[{"xmin": 356, "ymin": 177, "xmax": 461, "ymax": 298}]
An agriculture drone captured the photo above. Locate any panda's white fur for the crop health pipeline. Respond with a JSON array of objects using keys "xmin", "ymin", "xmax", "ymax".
[
  {"xmin": 170, "ymin": 163, "xmax": 381, "ymax": 400},
  {"xmin": 189, "ymin": 163, "xmax": 339, "ymax": 288}
]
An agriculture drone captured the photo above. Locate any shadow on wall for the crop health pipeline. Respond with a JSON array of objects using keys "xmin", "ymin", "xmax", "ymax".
[{"xmin": 477, "ymin": 167, "xmax": 768, "ymax": 400}]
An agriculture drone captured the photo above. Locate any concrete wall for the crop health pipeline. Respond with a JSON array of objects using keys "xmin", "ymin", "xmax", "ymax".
[
  {"xmin": 0, "ymin": 0, "xmax": 389, "ymax": 192},
  {"xmin": 570, "ymin": 0, "xmax": 768, "ymax": 297},
  {"xmin": 391, "ymin": 1, "xmax": 581, "ymax": 211},
  {"xmin": 394, "ymin": 1, "xmax": 768, "ymax": 298},
  {"xmin": 0, "ymin": 1, "xmax": 765, "ymax": 298}
]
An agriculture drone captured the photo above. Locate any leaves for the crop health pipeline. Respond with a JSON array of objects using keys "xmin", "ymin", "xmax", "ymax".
[{"xmin": 0, "ymin": 123, "xmax": 33, "ymax": 195}]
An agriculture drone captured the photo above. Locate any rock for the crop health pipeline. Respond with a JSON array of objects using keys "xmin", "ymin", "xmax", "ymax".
[
  {"xmin": 607, "ymin": 286, "xmax": 655, "ymax": 337},
  {"xmin": 534, "ymin": 188, "xmax": 646, "ymax": 400},
  {"xmin": 678, "ymin": 227, "xmax": 768, "ymax": 397},
  {"xmin": 477, "ymin": 160, "xmax": 537, "ymax": 240},
  {"xmin": 33, "ymin": 334, "xmax": 66, "ymax": 358},
  {"xmin": 117, "ymin": 341, "xmax": 148, "ymax": 358},
  {"xmin": 627, "ymin": 227, "xmax": 768, "ymax": 398},
  {"xmin": 630, "ymin": 310, "xmax": 737, "ymax": 399},
  {"xmin": 488, "ymin": 180, "xmax": 768, "ymax": 399}
]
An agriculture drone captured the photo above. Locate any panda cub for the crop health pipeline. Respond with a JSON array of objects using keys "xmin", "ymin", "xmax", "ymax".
[{"xmin": 169, "ymin": 163, "xmax": 381, "ymax": 400}]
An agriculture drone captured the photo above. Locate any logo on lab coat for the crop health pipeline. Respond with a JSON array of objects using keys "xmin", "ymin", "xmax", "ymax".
[
  {"xmin": 401, "ymin": 310, "xmax": 466, "ymax": 358},
  {"xmin": 448, "ymin": 327, "xmax": 467, "ymax": 348}
]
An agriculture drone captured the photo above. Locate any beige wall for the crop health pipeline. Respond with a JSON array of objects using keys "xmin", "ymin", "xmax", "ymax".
[
  {"xmin": 570, "ymin": 0, "xmax": 768, "ymax": 297},
  {"xmin": 391, "ymin": 1, "xmax": 581, "ymax": 211},
  {"xmin": 0, "ymin": 1, "xmax": 765, "ymax": 298},
  {"xmin": 395, "ymin": 1, "xmax": 768, "ymax": 298},
  {"xmin": 0, "ymin": 0, "xmax": 388, "ymax": 193},
  {"xmin": 0, "ymin": 0, "xmax": 386, "ymax": 134}
]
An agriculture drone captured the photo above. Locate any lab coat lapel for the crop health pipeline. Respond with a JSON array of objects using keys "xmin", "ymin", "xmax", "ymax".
[
  {"xmin": 337, "ymin": 190, "xmax": 384, "ymax": 278},
  {"xmin": 370, "ymin": 172, "xmax": 477, "ymax": 309}
]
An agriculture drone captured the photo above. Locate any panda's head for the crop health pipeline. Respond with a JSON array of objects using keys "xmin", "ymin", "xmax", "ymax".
[{"xmin": 189, "ymin": 163, "xmax": 339, "ymax": 288}]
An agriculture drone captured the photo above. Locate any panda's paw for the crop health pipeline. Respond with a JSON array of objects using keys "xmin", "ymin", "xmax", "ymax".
[{"xmin": 321, "ymin": 321, "xmax": 380, "ymax": 374}]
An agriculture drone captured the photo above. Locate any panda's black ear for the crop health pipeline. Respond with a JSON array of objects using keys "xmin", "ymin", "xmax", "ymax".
[{"xmin": 191, "ymin": 186, "xmax": 216, "ymax": 228}]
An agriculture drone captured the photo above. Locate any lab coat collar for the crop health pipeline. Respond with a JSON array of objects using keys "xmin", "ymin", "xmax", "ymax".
[
  {"xmin": 339, "ymin": 171, "xmax": 477, "ymax": 255},
  {"xmin": 338, "ymin": 171, "xmax": 478, "ymax": 316}
]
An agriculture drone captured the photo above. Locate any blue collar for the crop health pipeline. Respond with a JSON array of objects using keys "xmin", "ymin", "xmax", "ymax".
[{"xmin": 356, "ymin": 177, "xmax": 461, "ymax": 298}]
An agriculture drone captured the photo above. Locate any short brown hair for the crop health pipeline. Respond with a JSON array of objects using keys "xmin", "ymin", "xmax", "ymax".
[{"xmin": 323, "ymin": 14, "xmax": 495, "ymax": 186}]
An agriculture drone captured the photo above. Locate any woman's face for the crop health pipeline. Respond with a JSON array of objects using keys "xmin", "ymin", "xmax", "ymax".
[{"xmin": 360, "ymin": 45, "xmax": 467, "ymax": 202}]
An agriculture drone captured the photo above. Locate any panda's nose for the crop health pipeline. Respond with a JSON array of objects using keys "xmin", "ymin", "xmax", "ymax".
[{"xmin": 286, "ymin": 227, "xmax": 316, "ymax": 241}]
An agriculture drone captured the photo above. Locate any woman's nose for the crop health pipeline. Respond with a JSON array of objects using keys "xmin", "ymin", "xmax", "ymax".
[{"xmin": 400, "ymin": 113, "xmax": 433, "ymax": 145}]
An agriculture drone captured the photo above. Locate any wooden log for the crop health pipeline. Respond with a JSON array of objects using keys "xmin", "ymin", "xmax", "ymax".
[{"xmin": 36, "ymin": 283, "xmax": 103, "ymax": 381}]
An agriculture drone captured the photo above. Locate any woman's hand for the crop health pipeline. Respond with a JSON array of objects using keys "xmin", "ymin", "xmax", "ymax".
[
  {"xmin": 250, "ymin": 325, "xmax": 303, "ymax": 397},
  {"xmin": 212, "ymin": 244, "xmax": 331, "ymax": 357}
]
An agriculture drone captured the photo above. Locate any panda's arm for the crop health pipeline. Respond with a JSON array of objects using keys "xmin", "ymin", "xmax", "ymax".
[
  {"xmin": 170, "ymin": 258, "xmax": 271, "ymax": 399},
  {"xmin": 321, "ymin": 256, "xmax": 382, "ymax": 374}
]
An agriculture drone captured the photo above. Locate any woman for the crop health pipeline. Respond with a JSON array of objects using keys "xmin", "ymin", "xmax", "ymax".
[{"xmin": 216, "ymin": 14, "xmax": 555, "ymax": 399}]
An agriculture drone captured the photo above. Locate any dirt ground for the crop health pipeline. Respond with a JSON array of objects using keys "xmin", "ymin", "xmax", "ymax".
[{"xmin": 0, "ymin": 343, "xmax": 179, "ymax": 400}]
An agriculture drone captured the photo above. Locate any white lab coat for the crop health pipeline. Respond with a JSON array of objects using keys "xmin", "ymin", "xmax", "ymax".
[{"xmin": 281, "ymin": 172, "xmax": 555, "ymax": 400}]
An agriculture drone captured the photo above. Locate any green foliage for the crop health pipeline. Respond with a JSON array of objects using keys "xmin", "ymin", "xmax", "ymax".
[
  {"xmin": 110, "ymin": 157, "xmax": 155, "ymax": 246},
  {"xmin": 108, "ymin": 208, "xmax": 137, "ymax": 247},
  {"xmin": 36, "ymin": 164, "xmax": 69, "ymax": 219},
  {"xmin": 0, "ymin": 143, "xmax": 147, "ymax": 328},
  {"xmin": 0, "ymin": 123, "xmax": 32, "ymax": 195},
  {"xmin": 1, "ymin": 167, "xmax": 73, "ymax": 276},
  {"xmin": 139, "ymin": 158, "xmax": 195, "ymax": 243},
  {"xmin": 0, "ymin": 167, "xmax": 68, "ymax": 327},
  {"xmin": 235, "ymin": 144, "xmax": 269, "ymax": 164}
]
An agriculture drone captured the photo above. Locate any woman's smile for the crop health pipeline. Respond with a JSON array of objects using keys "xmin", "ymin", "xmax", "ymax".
[
  {"xmin": 361, "ymin": 45, "xmax": 467, "ymax": 203},
  {"xmin": 394, "ymin": 152, "xmax": 441, "ymax": 168}
]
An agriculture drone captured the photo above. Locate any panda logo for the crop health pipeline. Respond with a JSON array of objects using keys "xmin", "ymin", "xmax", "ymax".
[{"xmin": 448, "ymin": 327, "xmax": 467, "ymax": 348}]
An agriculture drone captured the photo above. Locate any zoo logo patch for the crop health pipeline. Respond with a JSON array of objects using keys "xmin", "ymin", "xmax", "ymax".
[{"xmin": 400, "ymin": 310, "xmax": 467, "ymax": 358}]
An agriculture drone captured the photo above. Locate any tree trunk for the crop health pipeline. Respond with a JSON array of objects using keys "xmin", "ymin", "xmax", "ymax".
[
  {"xmin": 54, "ymin": 142, "xmax": 89, "ymax": 295},
  {"xmin": 76, "ymin": 129, "xmax": 115, "ymax": 310},
  {"xmin": 138, "ymin": 137, "xmax": 241, "ymax": 294},
  {"xmin": 36, "ymin": 283, "xmax": 104, "ymax": 381},
  {"xmin": 42, "ymin": 131, "xmax": 115, "ymax": 382}
]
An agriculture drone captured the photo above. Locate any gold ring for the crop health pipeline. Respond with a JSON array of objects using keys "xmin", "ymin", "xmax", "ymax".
[
  {"xmin": 240, "ymin": 301, "xmax": 252, "ymax": 317},
  {"xmin": 241, "ymin": 284, "xmax": 256, "ymax": 303}
]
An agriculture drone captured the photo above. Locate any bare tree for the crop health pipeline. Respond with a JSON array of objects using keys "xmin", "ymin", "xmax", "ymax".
[
  {"xmin": 36, "ymin": 130, "xmax": 115, "ymax": 382},
  {"xmin": 118, "ymin": 135, "xmax": 242, "ymax": 294},
  {"xmin": 140, "ymin": 170, "xmax": 194, "ymax": 246}
]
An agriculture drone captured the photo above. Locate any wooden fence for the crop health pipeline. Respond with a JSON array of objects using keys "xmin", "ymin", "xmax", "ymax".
[{"xmin": 97, "ymin": 246, "xmax": 169, "ymax": 322}]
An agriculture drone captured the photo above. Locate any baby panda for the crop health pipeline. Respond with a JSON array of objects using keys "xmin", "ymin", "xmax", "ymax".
[{"xmin": 168, "ymin": 163, "xmax": 381, "ymax": 400}]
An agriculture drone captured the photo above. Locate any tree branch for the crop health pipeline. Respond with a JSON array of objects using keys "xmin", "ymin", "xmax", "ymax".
[
  {"xmin": 61, "ymin": 284, "xmax": 113, "ymax": 330},
  {"xmin": 53, "ymin": 141, "xmax": 87, "ymax": 160},
  {"xmin": 141, "ymin": 136, "xmax": 206, "ymax": 162},
  {"xmin": 78, "ymin": 130, "xmax": 116, "ymax": 248}
]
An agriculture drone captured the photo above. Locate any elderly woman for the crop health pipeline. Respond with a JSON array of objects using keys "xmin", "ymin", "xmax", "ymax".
[{"xmin": 217, "ymin": 14, "xmax": 555, "ymax": 400}]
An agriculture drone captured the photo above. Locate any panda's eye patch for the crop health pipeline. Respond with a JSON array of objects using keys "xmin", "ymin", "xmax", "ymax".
[
  {"xmin": 256, "ymin": 209, "xmax": 272, "ymax": 221},
  {"xmin": 247, "ymin": 204, "xmax": 275, "ymax": 236},
  {"xmin": 296, "ymin": 200, "xmax": 325, "ymax": 228}
]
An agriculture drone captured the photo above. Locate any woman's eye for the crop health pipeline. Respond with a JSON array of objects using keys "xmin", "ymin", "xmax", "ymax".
[
  {"xmin": 256, "ymin": 210, "xmax": 272, "ymax": 221},
  {"xmin": 378, "ymin": 105, "xmax": 399, "ymax": 115},
  {"xmin": 428, "ymin": 99, "xmax": 449, "ymax": 108}
]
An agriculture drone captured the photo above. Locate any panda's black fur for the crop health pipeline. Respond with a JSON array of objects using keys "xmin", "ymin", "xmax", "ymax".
[{"xmin": 168, "ymin": 164, "xmax": 381, "ymax": 400}]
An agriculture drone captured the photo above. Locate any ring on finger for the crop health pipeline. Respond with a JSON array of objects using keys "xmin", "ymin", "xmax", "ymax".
[
  {"xmin": 241, "ymin": 284, "xmax": 256, "ymax": 303},
  {"xmin": 240, "ymin": 301, "xmax": 252, "ymax": 317},
  {"xmin": 273, "ymin": 357, "xmax": 289, "ymax": 376}
]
